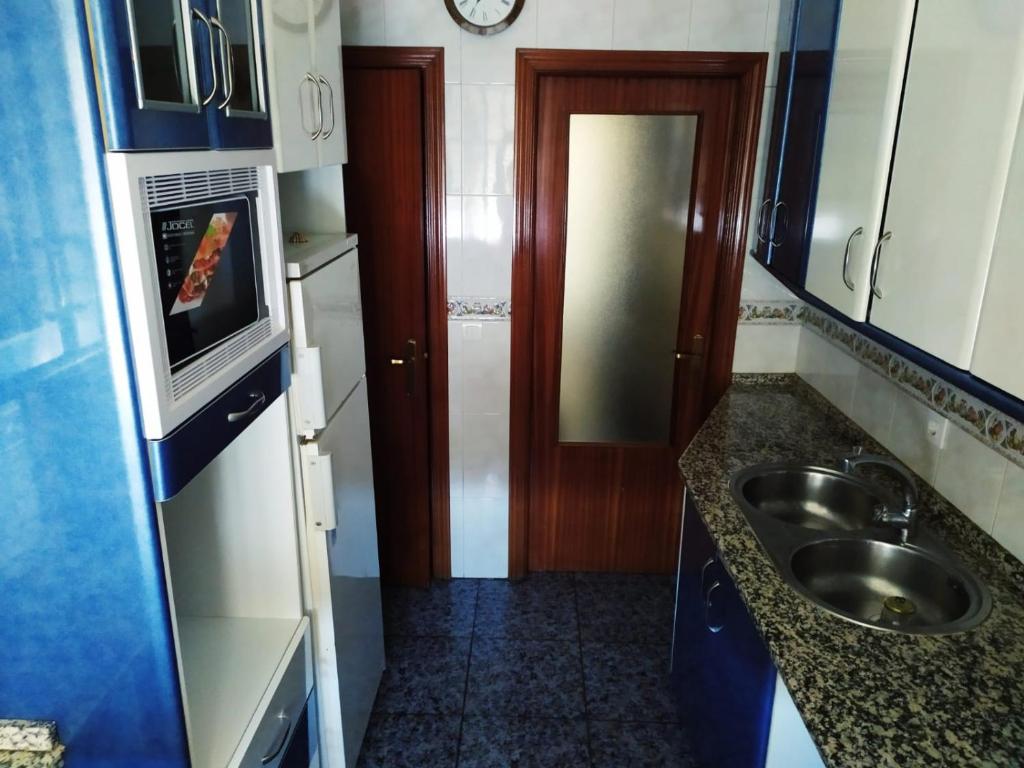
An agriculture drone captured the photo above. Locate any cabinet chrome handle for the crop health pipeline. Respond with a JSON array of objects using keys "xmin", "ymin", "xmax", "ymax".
[
  {"xmin": 755, "ymin": 198, "xmax": 772, "ymax": 244},
  {"xmin": 317, "ymin": 75, "xmax": 335, "ymax": 139},
  {"xmin": 304, "ymin": 72, "xmax": 323, "ymax": 140},
  {"xmin": 699, "ymin": 556, "xmax": 716, "ymax": 595},
  {"xmin": 227, "ymin": 391, "xmax": 266, "ymax": 423},
  {"xmin": 842, "ymin": 226, "xmax": 863, "ymax": 291},
  {"xmin": 260, "ymin": 713, "xmax": 292, "ymax": 764},
  {"xmin": 191, "ymin": 8, "xmax": 218, "ymax": 106},
  {"xmin": 870, "ymin": 231, "xmax": 892, "ymax": 299},
  {"xmin": 705, "ymin": 580, "xmax": 724, "ymax": 634},
  {"xmin": 769, "ymin": 201, "xmax": 789, "ymax": 248},
  {"xmin": 209, "ymin": 16, "xmax": 234, "ymax": 109}
]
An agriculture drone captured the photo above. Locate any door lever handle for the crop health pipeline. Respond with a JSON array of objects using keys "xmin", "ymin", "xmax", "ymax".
[{"xmin": 391, "ymin": 339, "xmax": 417, "ymax": 396}]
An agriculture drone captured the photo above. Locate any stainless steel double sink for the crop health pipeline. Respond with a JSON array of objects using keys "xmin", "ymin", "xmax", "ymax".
[{"xmin": 730, "ymin": 462, "xmax": 991, "ymax": 635}]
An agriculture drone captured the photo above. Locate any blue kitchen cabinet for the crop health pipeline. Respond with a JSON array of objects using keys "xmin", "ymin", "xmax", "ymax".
[
  {"xmin": 753, "ymin": 0, "xmax": 841, "ymax": 286},
  {"xmin": 87, "ymin": 0, "xmax": 272, "ymax": 151},
  {"xmin": 673, "ymin": 494, "xmax": 777, "ymax": 768}
]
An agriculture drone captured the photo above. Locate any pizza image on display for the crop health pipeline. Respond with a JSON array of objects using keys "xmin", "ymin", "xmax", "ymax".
[{"xmin": 169, "ymin": 211, "xmax": 238, "ymax": 315}]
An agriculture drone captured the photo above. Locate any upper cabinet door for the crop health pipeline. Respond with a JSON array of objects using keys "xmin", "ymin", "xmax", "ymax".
[
  {"xmin": 804, "ymin": 0, "xmax": 914, "ymax": 320},
  {"xmin": 206, "ymin": 0, "xmax": 274, "ymax": 148},
  {"xmin": 89, "ymin": 0, "xmax": 213, "ymax": 150},
  {"xmin": 313, "ymin": 0, "xmax": 348, "ymax": 166},
  {"xmin": 971, "ymin": 109, "xmax": 1024, "ymax": 400},
  {"xmin": 869, "ymin": 0, "xmax": 1024, "ymax": 367},
  {"xmin": 264, "ymin": 0, "xmax": 319, "ymax": 172}
]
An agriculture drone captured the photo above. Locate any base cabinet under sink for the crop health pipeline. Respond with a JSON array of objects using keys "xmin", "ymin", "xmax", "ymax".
[{"xmin": 672, "ymin": 492, "xmax": 824, "ymax": 768}]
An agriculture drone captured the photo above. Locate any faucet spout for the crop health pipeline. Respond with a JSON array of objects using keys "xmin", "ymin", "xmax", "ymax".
[{"xmin": 841, "ymin": 451, "xmax": 918, "ymax": 543}]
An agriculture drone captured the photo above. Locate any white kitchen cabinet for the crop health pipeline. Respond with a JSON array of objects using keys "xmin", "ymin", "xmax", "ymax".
[
  {"xmin": 804, "ymin": 0, "xmax": 914, "ymax": 321},
  {"xmin": 971, "ymin": 106, "xmax": 1024, "ymax": 400},
  {"xmin": 867, "ymin": 0, "xmax": 1024, "ymax": 367},
  {"xmin": 264, "ymin": 0, "xmax": 348, "ymax": 172}
]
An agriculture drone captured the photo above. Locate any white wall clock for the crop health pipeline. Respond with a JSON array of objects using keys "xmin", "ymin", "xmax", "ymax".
[{"xmin": 444, "ymin": 0, "xmax": 525, "ymax": 36}]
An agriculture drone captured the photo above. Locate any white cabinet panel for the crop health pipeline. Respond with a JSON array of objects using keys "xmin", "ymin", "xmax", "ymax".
[
  {"xmin": 869, "ymin": 0, "xmax": 1024, "ymax": 367},
  {"xmin": 265, "ymin": 0, "xmax": 318, "ymax": 172},
  {"xmin": 314, "ymin": 0, "xmax": 348, "ymax": 166},
  {"xmin": 971, "ymin": 104, "xmax": 1024, "ymax": 399},
  {"xmin": 804, "ymin": 0, "xmax": 913, "ymax": 320}
]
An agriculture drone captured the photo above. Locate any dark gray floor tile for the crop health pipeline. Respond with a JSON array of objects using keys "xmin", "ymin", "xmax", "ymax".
[
  {"xmin": 575, "ymin": 573, "xmax": 675, "ymax": 644},
  {"xmin": 588, "ymin": 720, "xmax": 697, "ymax": 768},
  {"xmin": 374, "ymin": 636, "xmax": 470, "ymax": 715},
  {"xmin": 474, "ymin": 574, "xmax": 577, "ymax": 640},
  {"xmin": 582, "ymin": 641, "xmax": 680, "ymax": 722},
  {"xmin": 356, "ymin": 713, "xmax": 460, "ymax": 768},
  {"xmin": 465, "ymin": 637, "xmax": 585, "ymax": 718},
  {"xmin": 383, "ymin": 579, "xmax": 479, "ymax": 637},
  {"xmin": 457, "ymin": 716, "xmax": 590, "ymax": 768}
]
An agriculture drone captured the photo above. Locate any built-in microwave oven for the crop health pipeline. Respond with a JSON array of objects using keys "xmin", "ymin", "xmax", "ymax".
[{"xmin": 106, "ymin": 150, "xmax": 289, "ymax": 443}]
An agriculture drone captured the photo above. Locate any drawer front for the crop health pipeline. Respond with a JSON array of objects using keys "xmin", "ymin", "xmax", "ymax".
[{"xmin": 240, "ymin": 630, "xmax": 314, "ymax": 768}]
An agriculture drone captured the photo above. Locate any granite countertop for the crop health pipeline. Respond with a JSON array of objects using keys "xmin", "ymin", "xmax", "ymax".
[
  {"xmin": 0, "ymin": 721, "xmax": 64, "ymax": 768},
  {"xmin": 679, "ymin": 375, "xmax": 1024, "ymax": 767}
]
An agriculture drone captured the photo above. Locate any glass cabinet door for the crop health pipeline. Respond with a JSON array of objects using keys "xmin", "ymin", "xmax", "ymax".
[{"xmin": 126, "ymin": 0, "xmax": 200, "ymax": 110}]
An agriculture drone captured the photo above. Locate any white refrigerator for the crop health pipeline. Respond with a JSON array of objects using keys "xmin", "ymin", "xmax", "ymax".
[{"xmin": 285, "ymin": 235, "xmax": 384, "ymax": 768}]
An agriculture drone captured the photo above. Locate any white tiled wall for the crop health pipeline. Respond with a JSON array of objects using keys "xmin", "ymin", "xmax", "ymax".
[
  {"xmin": 797, "ymin": 327, "xmax": 1024, "ymax": 564},
  {"xmin": 341, "ymin": 0, "xmax": 798, "ymax": 576}
]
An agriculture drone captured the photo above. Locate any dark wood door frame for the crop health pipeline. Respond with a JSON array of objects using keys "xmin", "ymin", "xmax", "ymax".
[
  {"xmin": 342, "ymin": 46, "xmax": 451, "ymax": 579},
  {"xmin": 508, "ymin": 49, "xmax": 767, "ymax": 579}
]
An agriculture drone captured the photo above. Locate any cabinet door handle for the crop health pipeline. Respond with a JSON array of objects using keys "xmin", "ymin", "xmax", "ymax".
[
  {"xmin": 755, "ymin": 198, "xmax": 772, "ymax": 244},
  {"xmin": 705, "ymin": 580, "xmax": 724, "ymax": 634},
  {"xmin": 842, "ymin": 227, "xmax": 863, "ymax": 291},
  {"xmin": 769, "ymin": 201, "xmax": 789, "ymax": 248},
  {"xmin": 870, "ymin": 231, "xmax": 892, "ymax": 299},
  {"xmin": 260, "ymin": 713, "xmax": 292, "ymax": 764},
  {"xmin": 317, "ymin": 75, "xmax": 335, "ymax": 139},
  {"xmin": 209, "ymin": 16, "xmax": 234, "ymax": 109},
  {"xmin": 304, "ymin": 72, "xmax": 323, "ymax": 139},
  {"xmin": 699, "ymin": 556, "xmax": 716, "ymax": 595},
  {"xmin": 191, "ymin": 8, "xmax": 218, "ymax": 106},
  {"xmin": 226, "ymin": 391, "xmax": 266, "ymax": 423}
]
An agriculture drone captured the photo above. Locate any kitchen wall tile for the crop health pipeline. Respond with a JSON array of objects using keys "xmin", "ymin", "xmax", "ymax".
[
  {"xmin": 992, "ymin": 462, "xmax": 1024, "ymax": 563},
  {"xmin": 340, "ymin": 0, "xmax": 387, "ymax": 44},
  {"xmin": 934, "ymin": 425, "xmax": 1008, "ymax": 534},
  {"xmin": 463, "ymin": 413, "xmax": 510, "ymax": 498},
  {"xmin": 450, "ymin": 494, "xmax": 465, "ymax": 577},
  {"xmin": 462, "ymin": 496, "xmax": 509, "ymax": 578},
  {"xmin": 462, "ymin": 84, "xmax": 516, "ymax": 195},
  {"xmin": 797, "ymin": 330, "xmax": 858, "ymax": 413},
  {"xmin": 386, "ymin": 0, "xmax": 461, "ymax": 83},
  {"xmin": 463, "ymin": 321, "xmax": 511, "ymax": 415},
  {"xmin": 740, "ymin": 254, "xmax": 796, "ymax": 301},
  {"xmin": 732, "ymin": 324, "xmax": 800, "ymax": 373},
  {"xmin": 461, "ymin": 0, "xmax": 538, "ymax": 84},
  {"xmin": 462, "ymin": 195, "xmax": 514, "ymax": 297},
  {"xmin": 445, "ymin": 85, "xmax": 462, "ymax": 194},
  {"xmin": 448, "ymin": 320, "xmax": 464, "ymax": 415},
  {"xmin": 885, "ymin": 390, "xmax": 945, "ymax": 484},
  {"xmin": 690, "ymin": 0, "xmax": 771, "ymax": 52},
  {"xmin": 538, "ymin": 0, "xmax": 615, "ymax": 49},
  {"xmin": 849, "ymin": 365, "xmax": 898, "ymax": 445},
  {"xmin": 446, "ymin": 195, "xmax": 463, "ymax": 295},
  {"xmin": 612, "ymin": 0, "xmax": 692, "ymax": 51}
]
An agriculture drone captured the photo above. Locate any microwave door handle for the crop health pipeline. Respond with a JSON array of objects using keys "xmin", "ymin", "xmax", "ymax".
[{"xmin": 227, "ymin": 391, "xmax": 266, "ymax": 422}]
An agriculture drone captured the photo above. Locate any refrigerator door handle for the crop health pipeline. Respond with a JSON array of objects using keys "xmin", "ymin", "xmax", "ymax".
[
  {"xmin": 307, "ymin": 452, "xmax": 337, "ymax": 532},
  {"xmin": 294, "ymin": 346, "xmax": 327, "ymax": 434}
]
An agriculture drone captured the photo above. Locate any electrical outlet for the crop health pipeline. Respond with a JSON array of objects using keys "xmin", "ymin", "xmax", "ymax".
[
  {"xmin": 926, "ymin": 417, "xmax": 949, "ymax": 449},
  {"xmin": 462, "ymin": 322, "xmax": 483, "ymax": 341}
]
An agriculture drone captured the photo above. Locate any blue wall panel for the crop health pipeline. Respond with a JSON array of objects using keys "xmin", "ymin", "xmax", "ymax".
[{"xmin": 0, "ymin": 2, "xmax": 189, "ymax": 766}]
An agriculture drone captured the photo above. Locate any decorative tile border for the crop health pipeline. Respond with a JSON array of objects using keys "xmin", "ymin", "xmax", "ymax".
[
  {"xmin": 738, "ymin": 301, "xmax": 803, "ymax": 325},
  {"xmin": 446, "ymin": 297, "xmax": 511, "ymax": 321},
  {"xmin": 801, "ymin": 303, "xmax": 1024, "ymax": 469}
]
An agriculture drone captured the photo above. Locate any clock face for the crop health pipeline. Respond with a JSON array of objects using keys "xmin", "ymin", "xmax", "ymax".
[{"xmin": 445, "ymin": 0, "xmax": 525, "ymax": 36}]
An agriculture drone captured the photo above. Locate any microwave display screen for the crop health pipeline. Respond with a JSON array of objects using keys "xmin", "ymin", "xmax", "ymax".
[{"xmin": 150, "ymin": 195, "xmax": 265, "ymax": 371}]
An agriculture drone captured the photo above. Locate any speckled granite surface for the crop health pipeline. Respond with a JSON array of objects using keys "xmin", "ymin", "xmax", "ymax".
[
  {"xmin": 0, "ymin": 721, "xmax": 64, "ymax": 768},
  {"xmin": 681, "ymin": 376, "xmax": 1024, "ymax": 767}
]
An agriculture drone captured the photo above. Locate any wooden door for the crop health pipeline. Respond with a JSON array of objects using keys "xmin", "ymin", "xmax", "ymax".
[
  {"xmin": 342, "ymin": 47, "xmax": 449, "ymax": 587},
  {"xmin": 510, "ymin": 51, "xmax": 766, "ymax": 575}
]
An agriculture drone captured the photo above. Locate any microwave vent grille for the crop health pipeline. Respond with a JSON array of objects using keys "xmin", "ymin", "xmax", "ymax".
[
  {"xmin": 169, "ymin": 317, "xmax": 274, "ymax": 401},
  {"xmin": 144, "ymin": 167, "xmax": 260, "ymax": 208}
]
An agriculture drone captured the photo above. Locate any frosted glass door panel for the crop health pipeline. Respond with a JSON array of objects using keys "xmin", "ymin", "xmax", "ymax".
[{"xmin": 558, "ymin": 114, "xmax": 696, "ymax": 444}]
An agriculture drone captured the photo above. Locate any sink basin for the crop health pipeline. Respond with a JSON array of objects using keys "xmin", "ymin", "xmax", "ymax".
[
  {"xmin": 732, "ymin": 464, "xmax": 888, "ymax": 532},
  {"xmin": 789, "ymin": 539, "xmax": 990, "ymax": 634}
]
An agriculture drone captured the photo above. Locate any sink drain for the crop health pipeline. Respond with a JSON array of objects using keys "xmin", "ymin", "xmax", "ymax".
[{"xmin": 879, "ymin": 595, "xmax": 917, "ymax": 626}]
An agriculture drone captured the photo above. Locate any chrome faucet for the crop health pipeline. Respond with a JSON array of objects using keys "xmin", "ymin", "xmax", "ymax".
[{"xmin": 841, "ymin": 450, "xmax": 919, "ymax": 544}]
